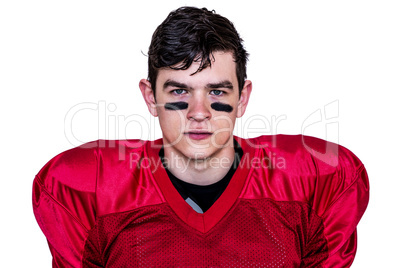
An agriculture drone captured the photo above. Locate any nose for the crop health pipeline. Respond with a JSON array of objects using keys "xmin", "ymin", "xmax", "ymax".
[{"xmin": 186, "ymin": 95, "xmax": 212, "ymax": 122}]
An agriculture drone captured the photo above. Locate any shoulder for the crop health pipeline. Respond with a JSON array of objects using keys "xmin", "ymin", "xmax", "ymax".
[
  {"xmin": 33, "ymin": 140, "xmax": 101, "ymax": 237},
  {"xmin": 33, "ymin": 139, "xmax": 150, "ymax": 227},
  {"xmin": 242, "ymin": 135, "xmax": 369, "ymax": 212},
  {"xmin": 35, "ymin": 140, "xmax": 100, "ymax": 193},
  {"xmin": 35, "ymin": 139, "xmax": 148, "ymax": 189},
  {"xmin": 253, "ymin": 134, "xmax": 364, "ymax": 175}
]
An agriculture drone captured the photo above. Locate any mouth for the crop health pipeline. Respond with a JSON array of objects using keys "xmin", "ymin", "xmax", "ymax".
[{"xmin": 184, "ymin": 131, "xmax": 213, "ymax": 140}]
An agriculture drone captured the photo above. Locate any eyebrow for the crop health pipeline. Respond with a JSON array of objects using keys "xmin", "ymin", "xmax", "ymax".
[
  {"xmin": 206, "ymin": 80, "xmax": 234, "ymax": 90},
  {"xmin": 163, "ymin": 80, "xmax": 192, "ymax": 90}
]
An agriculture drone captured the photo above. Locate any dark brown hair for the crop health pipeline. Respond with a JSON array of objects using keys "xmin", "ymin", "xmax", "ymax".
[{"xmin": 147, "ymin": 6, "xmax": 249, "ymax": 93}]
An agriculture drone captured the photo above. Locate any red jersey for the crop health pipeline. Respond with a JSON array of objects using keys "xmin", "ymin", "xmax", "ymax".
[{"xmin": 32, "ymin": 135, "xmax": 369, "ymax": 267}]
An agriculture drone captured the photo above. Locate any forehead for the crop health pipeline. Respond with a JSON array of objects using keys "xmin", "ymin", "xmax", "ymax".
[{"xmin": 155, "ymin": 52, "xmax": 238, "ymax": 89}]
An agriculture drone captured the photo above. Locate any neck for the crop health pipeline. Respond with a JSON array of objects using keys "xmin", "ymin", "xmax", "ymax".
[{"xmin": 163, "ymin": 142, "xmax": 235, "ymax": 186}]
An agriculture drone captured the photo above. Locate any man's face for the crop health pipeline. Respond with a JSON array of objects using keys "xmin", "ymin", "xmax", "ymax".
[{"xmin": 141, "ymin": 51, "xmax": 251, "ymax": 161}]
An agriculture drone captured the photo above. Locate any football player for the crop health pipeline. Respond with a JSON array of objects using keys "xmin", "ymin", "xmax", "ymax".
[{"xmin": 33, "ymin": 6, "xmax": 369, "ymax": 267}]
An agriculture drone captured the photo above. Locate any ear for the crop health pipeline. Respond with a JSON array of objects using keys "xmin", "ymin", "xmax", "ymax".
[
  {"xmin": 139, "ymin": 79, "xmax": 158, "ymax": 117},
  {"xmin": 236, "ymin": 80, "xmax": 252, "ymax": 118}
]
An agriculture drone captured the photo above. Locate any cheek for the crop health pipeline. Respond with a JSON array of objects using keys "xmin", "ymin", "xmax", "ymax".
[
  {"xmin": 158, "ymin": 109, "xmax": 186, "ymax": 133},
  {"xmin": 212, "ymin": 113, "xmax": 237, "ymax": 135},
  {"xmin": 211, "ymin": 118, "xmax": 235, "ymax": 147}
]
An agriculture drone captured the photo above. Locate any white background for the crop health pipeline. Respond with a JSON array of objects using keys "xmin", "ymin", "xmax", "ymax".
[{"xmin": 1, "ymin": 0, "xmax": 401, "ymax": 267}]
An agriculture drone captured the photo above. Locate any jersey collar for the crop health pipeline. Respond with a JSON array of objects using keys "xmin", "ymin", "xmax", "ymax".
[{"xmin": 146, "ymin": 136, "xmax": 256, "ymax": 233}]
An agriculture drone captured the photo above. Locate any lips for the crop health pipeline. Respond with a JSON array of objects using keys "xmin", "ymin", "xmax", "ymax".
[{"xmin": 184, "ymin": 131, "xmax": 212, "ymax": 140}]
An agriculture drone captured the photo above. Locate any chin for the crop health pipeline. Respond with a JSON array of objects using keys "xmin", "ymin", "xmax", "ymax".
[{"xmin": 183, "ymin": 148, "xmax": 212, "ymax": 160}]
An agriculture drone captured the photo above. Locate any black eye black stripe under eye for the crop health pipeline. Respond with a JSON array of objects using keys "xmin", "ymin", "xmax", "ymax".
[
  {"xmin": 164, "ymin": 102, "xmax": 189, "ymax": 110},
  {"xmin": 211, "ymin": 102, "xmax": 233, "ymax": 113},
  {"xmin": 164, "ymin": 102, "xmax": 233, "ymax": 112}
]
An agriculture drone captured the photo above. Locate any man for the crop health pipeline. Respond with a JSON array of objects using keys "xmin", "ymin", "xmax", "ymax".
[{"xmin": 33, "ymin": 6, "xmax": 369, "ymax": 267}]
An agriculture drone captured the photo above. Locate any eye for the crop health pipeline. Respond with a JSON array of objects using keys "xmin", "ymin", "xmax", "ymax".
[
  {"xmin": 210, "ymin": 90, "xmax": 224, "ymax": 96},
  {"xmin": 172, "ymin": 89, "xmax": 187, "ymax": 95}
]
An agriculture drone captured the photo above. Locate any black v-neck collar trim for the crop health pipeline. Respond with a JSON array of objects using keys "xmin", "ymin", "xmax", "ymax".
[{"xmin": 159, "ymin": 140, "xmax": 244, "ymax": 212}]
